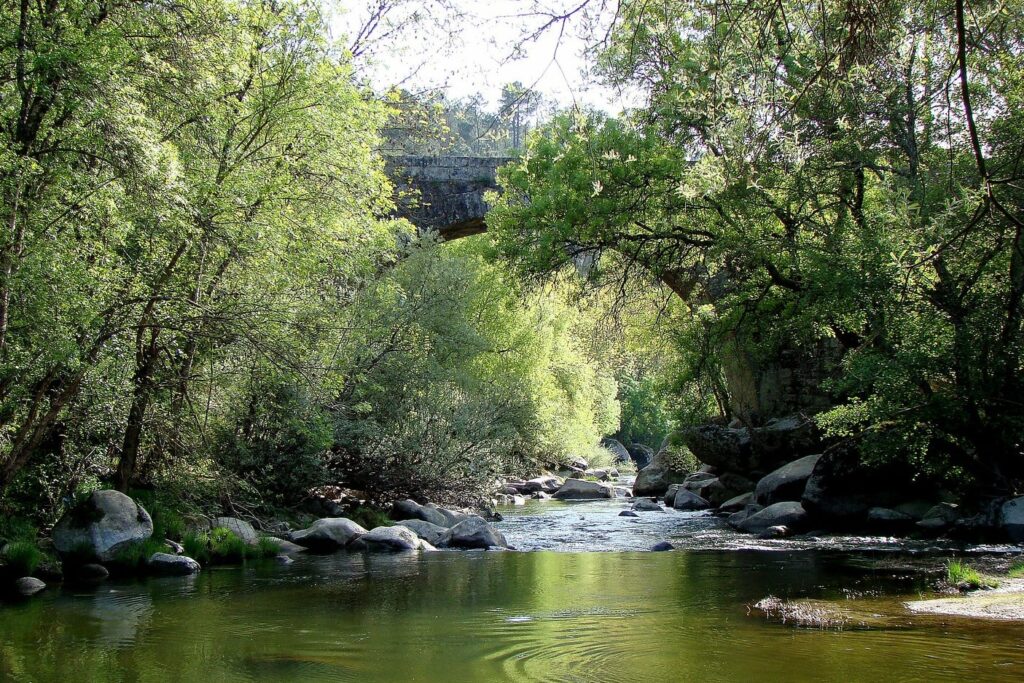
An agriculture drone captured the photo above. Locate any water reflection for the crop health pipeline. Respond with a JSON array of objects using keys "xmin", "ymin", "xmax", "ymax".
[{"xmin": 0, "ymin": 514, "xmax": 1023, "ymax": 681}]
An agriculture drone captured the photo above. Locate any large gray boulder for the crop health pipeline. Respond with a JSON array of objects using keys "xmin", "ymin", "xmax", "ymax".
[
  {"xmin": 53, "ymin": 490, "xmax": 154, "ymax": 562},
  {"xmin": 361, "ymin": 525, "xmax": 422, "ymax": 551},
  {"xmin": 390, "ymin": 500, "xmax": 450, "ymax": 527},
  {"xmin": 754, "ymin": 454, "xmax": 822, "ymax": 506},
  {"xmin": 291, "ymin": 518, "xmax": 367, "ymax": 551},
  {"xmin": 397, "ymin": 519, "xmax": 453, "ymax": 547},
  {"xmin": 632, "ymin": 499, "xmax": 665, "ymax": 512},
  {"xmin": 737, "ymin": 502, "xmax": 808, "ymax": 535},
  {"xmin": 633, "ymin": 448, "xmax": 692, "ymax": 497},
  {"xmin": 552, "ymin": 478, "xmax": 615, "ymax": 500},
  {"xmin": 682, "ymin": 416, "xmax": 820, "ymax": 473},
  {"xmin": 446, "ymin": 517, "xmax": 508, "ymax": 549},
  {"xmin": 672, "ymin": 490, "xmax": 711, "ymax": 511},
  {"xmin": 517, "ymin": 476, "xmax": 562, "ymax": 494},
  {"xmin": 212, "ymin": 517, "xmax": 258, "ymax": 544},
  {"xmin": 627, "ymin": 443, "xmax": 655, "ymax": 470},
  {"xmin": 147, "ymin": 553, "xmax": 201, "ymax": 575},
  {"xmin": 718, "ymin": 492, "xmax": 755, "ymax": 513},
  {"xmin": 14, "ymin": 576, "xmax": 46, "ymax": 597},
  {"xmin": 685, "ymin": 473, "xmax": 755, "ymax": 507},
  {"xmin": 1002, "ymin": 496, "xmax": 1024, "ymax": 542},
  {"xmin": 801, "ymin": 446, "xmax": 919, "ymax": 525},
  {"xmin": 601, "ymin": 438, "xmax": 632, "ymax": 463}
]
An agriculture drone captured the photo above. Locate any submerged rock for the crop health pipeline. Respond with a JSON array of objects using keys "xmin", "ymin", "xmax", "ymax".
[
  {"xmin": 53, "ymin": 490, "xmax": 154, "ymax": 562},
  {"xmin": 651, "ymin": 541, "xmax": 675, "ymax": 551},
  {"xmin": 147, "ymin": 553, "xmax": 200, "ymax": 575},
  {"xmin": 290, "ymin": 518, "xmax": 367, "ymax": 551},
  {"xmin": 631, "ymin": 499, "xmax": 664, "ymax": 512},
  {"xmin": 619, "ymin": 510, "xmax": 639, "ymax": 518},
  {"xmin": 552, "ymin": 478, "xmax": 615, "ymax": 500}
]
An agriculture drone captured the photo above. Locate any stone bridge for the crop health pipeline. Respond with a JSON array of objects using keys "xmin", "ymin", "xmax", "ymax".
[{"xmin": 386, "ymin": 156, "xmax": 510, "ymax": 240}]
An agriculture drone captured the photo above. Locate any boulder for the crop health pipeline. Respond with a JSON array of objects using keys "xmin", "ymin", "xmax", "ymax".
[
  {"xmin": 619, "ymin": 511, "xmax": 639, "ymax": 518},
  {"xmin": 682, "ymin": 416, "xmax": 820, "ymax": 473},
  {"xmin": 53, "ymin": 490, "xmax": 154, "ymax": 562},
  {"xmin": 916, "ymin": 503, "xmax": 961, "ymax": 532},
  {"xmin": 260, "ymin": 537, "xmax": 306, "ymax": 554},
  {"xmin": 737, "ymin": 502, "xmax": 808, "ymax": 535},
  {"xmin": 866, "ymin": 507, "xmax": 916, "ymax": 533},
  {"xmin": 601, "ymin": 438, "xmax": 632, "ymax": 463},
  {"xmin": 435, "ymin": 507, "xmax": 475, "ymax": 527},
  {"xmin": 211, "ymin": 517, "xmax": 258, "ymax": 544},
  {"xmin": 686, "ymin": 473, "xmax": 755, "ymax": 507},
  {"xmin": 290, "ymin": 518, "xmax": 367, "ymax": 551},
  {"xmin": 361, "ymin": 526, "xmax": 422, "ymax": 551},
  {"xmin": 627, "ymin": 443, "xmax": 655, "ymax": 470},
  {"xmin": 651, "ymin": 541, "xmax": 675, "ymax": 551},
  {"xmin": 446, "ymin": 517, "xmax": 508, "ymax": 549},
  {"xmin": 633, "ymin": 448, "xmax": 691, "ymax": 497},
  {"xmin": 397, "ymin": 519, "xmax": 452, "ymax": 547},
  {"xmin": 585, "ymin": 468, "xmax": 611, "ymax": 481},
  {"xmin": 147, "ymin": 553, "xmax": 201, "ymax": 575},
  {"xmin": 754, "ymin": 454, "xmax": 822, "ymax": 506},
  {"xmin": 1001, "ymin": 496, "xmax": 1024, "ymax": 542},
  {"xmin": 531, "ymin": 491, "xmax": 551, "ymax": 500},
  {"xmin": 71, "ymin": 563, "xmax": 110, "ymax": 584},
  {"xmin": 664, "ymin": 484, "xmax": 683, "ymax": 506},
  {"xmin": 613, "ymin": 487, "xmax": 633, "ymax": 498},
  {"xmin": 390, "ymin": 500, "xmax": 450, "ymax": 528},
  {"xmin": 522, "ymin": 476, "xmax": 562, "ymax": 494},
  {"xmin": 14, "ymin": 576, "xmax": 45, "ymax": 597},
  {"xmin": 718, "ymin": 492, "xmax": 755, "ymax": 513},
  {"xmin": 552, "ymin": 478, "xmax": 615, "ymax": 500},
  {"xmin": 672, "ymin": 490, "xmax": 711, "ymax": 511},
  {"xmin": 801, "ymin": 446, "xmax": 919, "ymax": 525},
  {"xmin": 757, "ymin": 525, "xmax": 791, "ymax": 539},
  {"xmin": 632, "ymin": 499, "xmax": 664, "ymax": 512}
]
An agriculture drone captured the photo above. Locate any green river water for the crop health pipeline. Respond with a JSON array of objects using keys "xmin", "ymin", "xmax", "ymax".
[{"xmin": 2, "ymin": 499, "xmax": 1023, "ymax": 682}]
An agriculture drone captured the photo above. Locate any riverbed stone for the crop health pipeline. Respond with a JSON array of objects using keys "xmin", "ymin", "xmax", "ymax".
[
  {"xmin": 672, "ymin": 489, "xmax": 711, "ymax": 511},
  {"xmin": 719, "ymin": 492, "xmax": 755, "ymax": 513},
  {"xmin": 686, "ymin": 473, "xmax": 755, "ymax": 507},
  {"xmin": 651, "ymin": 541, "xmax": 675, "ymax": 551},
  {"xmin": 362, "ymin": 525, "xmax": 422, "ymax": 551},
  {"xmin": 261, "ymin": 537, "xmax": 306, "ymax": 554},
  {"xmin": 756, "ymin": 525, "xmax": 791, "ymax": 539},
  {"xmin": 1001, "ymin": 496, "xmax": 1024, "ymax": 542},
  {"xmin": 52, "ymin": 490, "xmax": 154, "ymax": 562},
  {"xmin": 664, "ymin": 484, "xmax": 683, "ymax": 506},
  {"xmin": 916, "ymin": 503, "xmax": 962, "ymax": 532},
  {"xmin": 445, "ymin": 517, "xmax": 508, "ymax": 549},
  {"xmin": 390, "ymin": 500, "xmax": 450, "ymax": 527},
  {"xmin": 619, "ymin": 511, "xmax": 639, "ymax": 518},
  {"xmin": 866, "ymin": 507, "xmax": 916, "ymax": 533},
  {"xmin": 290, "ymin": 518, "xmax": 367, "ymax": 551},
  {"xmin": 14, "ymin": 576, "xmax": 45, "ymax": 597},
  {"xmin": 585, "ymin": 468, "xmax": 611, "ymax": 481},
  {"xmin": 552, "ymin": 478, "xmax": 615, "ymax": 500},
  {"xmin": 801, "ymin": 445, "xmax": 919, "ymax": 525},
  {"xmin": 71, "ymin": 563, "xmax": 110, "ymax": 584},
  {"xmin": 633, "ymin": 448, "xmax": 691, "ymax": 497},
  {"xmin": 627, "ymin": 443, "xmax": 655, "ymax": 470},
  {"xmin": 147, "ymin": 553, "xmax": 201, "ymax": 575},
  {"xmin": 632, "ymin": 499, "xmax": 665, "ymax": 512},
  {"xmin": 211, "ymin": 517, "xmax": 258, "ymax": 544},
  {"xmin": 754, "ymin": 454, "xmax": 822, "ymax": 506},
  {"xmin": 737, "ymin": 502, "xmax": 808, "ymax": 535},
  {"xmin": 397, "ymin": 519, "xmax": 452, "ymax": 547}
]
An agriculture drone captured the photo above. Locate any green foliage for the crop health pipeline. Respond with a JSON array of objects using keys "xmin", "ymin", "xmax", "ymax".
[
  {"xmin": 946, "ymin": 560, "xmax": 998, "ymax": 591},
  {"xmin": 1008, "ymin": 560, "xmax": 1024, "ymax": 580},
  {"xmin": 111, "ymin": 538, "xmax": 169, "ymax": 572},
  {"xmin": 2, "ymin": 541, "xmax": 43, "ymax": 577},
  {"xmin": 182, "ymin": 528, "xmax": 275, "ymax": 565},
  {"xmin": 346, "ymin": 507, "xmax": 394, "ymax": 530},
  {"xmin": 488, "ymin": 0, "xmax": 1024, "ymax": 491}
]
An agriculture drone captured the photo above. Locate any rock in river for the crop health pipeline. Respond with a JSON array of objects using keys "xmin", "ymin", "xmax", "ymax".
[
  {"xmin": 391, "ymin": 499, "xmax": 450, "ymax": 528},
  {"xmin": 147, "ymin": 553, "xmax": 201, "ymax": 575},
  {"xmin": 291, "ymin": 518, "xmax": 368, "ymax": 551},
  {"xmin": 552, "ymin": 478, "xmax": 615, "ymax": 500},
  {"xmin": 361, "ymin": 526, "xmax": 423, "ymax": 551},
  {"xmin": 672, "ymin": 490, "xmax": 711, "ymax": 511},
  {"xmin": 632, "ymin": 499, "xmax": 664, "ymax": 512},
  {"xmin": 446, "ymin": 517, "xmax": 508, "ymax": 549},
  {"xmin": 14, "ymin": 576, "xmax": 45, "ymax": 597},
  {"xmin": 633, "ymin": 448, "xmax": 691, "ymax": 497},
  {"xmin": 736, "ymin": 502, "xmax": 808, "ymax": 535},
  {"xmin": 53, "ymin": 490, "xmax": 154, "ymax": 562},
  {"xmin": 754, "ymin": 454, "xmax": 822, "ymax": 506},
  {"xmin": 397, "ymin": 519, "xmax": 452, "ymax": 547},
  {"xmin": 211, "ymin": 517, "xmax": 259, "ymax": 544}
]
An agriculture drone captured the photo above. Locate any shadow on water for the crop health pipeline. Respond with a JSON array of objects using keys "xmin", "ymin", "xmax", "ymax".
[{"xmin": 1, "ymin": 499, "xmax": 1023, "ymax": 682}]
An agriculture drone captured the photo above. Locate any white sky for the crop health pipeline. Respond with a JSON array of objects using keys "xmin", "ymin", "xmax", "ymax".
[{"xmin": 329, "ymin": 0, "xmax": 638, "ymax": 113}]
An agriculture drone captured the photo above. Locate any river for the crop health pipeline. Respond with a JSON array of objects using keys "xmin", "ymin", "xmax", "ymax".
[{"xmin": 1, "ymin": 497, "xmax": 1023, "ymax": 682}]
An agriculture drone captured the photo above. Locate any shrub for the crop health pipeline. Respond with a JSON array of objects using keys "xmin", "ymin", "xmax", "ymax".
[
  {"xmin": 3, "ymin": 541, "xmax": 43, "ymax": 576},
  {"xmin": 1007, "ymin": 560, "xmax": 1024, "ymax": 579}
]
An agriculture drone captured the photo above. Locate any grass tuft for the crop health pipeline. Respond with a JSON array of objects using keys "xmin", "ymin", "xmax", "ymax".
[
  {"xmin": 182, "ymin": 528, "xmax": 277, "ymax": 565},
  {"xmin": 1007, "ymin": 559, "xmax": 1024, "ymax": 579},
  {"xmin": 947, "ymin": 560, "xmax": 999, "ymax": 591},
  {"xmin": 3, "ymin": 541, "xmax": 43, "ymax": 576}
]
